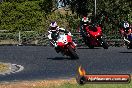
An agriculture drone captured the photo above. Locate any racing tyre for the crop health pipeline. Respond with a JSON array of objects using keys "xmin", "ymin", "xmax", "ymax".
[
  {"xmin": 68, "ymin": 46, "xmax": 79, "ymax": 59},
  {"xmin": 99, "ymin": 37, "xmax": 109, "ymax": 49},
  {"xmin": 81, "ymin": 30, "xmax": 94, "ymax": 49},
  {"xmin": 86, "ymin": 38, "xmax": 94, "ymax": 49},
  {"xmin": 87, "ymin": 43, "xmax": 94, "ymax": 49},
  {"xmin": 127, "ymin": 42, "xmax": 132, "ymax": 49}
]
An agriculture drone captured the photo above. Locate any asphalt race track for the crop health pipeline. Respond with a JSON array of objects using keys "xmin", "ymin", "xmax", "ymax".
[{"xmin": 0, "ymin": 46, "xmax": 132, "ymax": 82}]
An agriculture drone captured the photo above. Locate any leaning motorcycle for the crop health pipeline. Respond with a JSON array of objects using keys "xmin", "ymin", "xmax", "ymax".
[
  {"xmin": 80, "ymin": 25, "xmax": 108, "ymax": 49},
  {"xmin": 49, "ymin": 32, "xmax": 79, "ymax": 59}
]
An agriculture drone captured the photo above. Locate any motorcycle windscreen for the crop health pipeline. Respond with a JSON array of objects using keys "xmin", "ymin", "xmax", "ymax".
[{"xmin": 57, "ymin": 34, "xmax": 67, "ymax": 47}]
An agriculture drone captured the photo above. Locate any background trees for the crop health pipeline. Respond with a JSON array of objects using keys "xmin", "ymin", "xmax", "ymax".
[
  {"xmin": 0, "ymin": 0, "xmax": 131, "ymax": 33},
  {"xmin": 0, "ymin": 0, "xmax": 51, "ymax": 32},
  {"xmin": 70, "ymin": 0, "xmax": 131, "ymax": 38}
]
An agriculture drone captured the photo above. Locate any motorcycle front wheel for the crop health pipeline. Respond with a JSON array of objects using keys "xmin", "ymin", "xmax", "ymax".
[
  {"xmin": 127, "ymin": 42, "xmax": 132, "ymax": 49},
  {"xmin": 68, "ymin": 45, "xmax": 79, "ymax": 59},
  {"xmin": 98, "ymin": 37, "xmax": 109, "ymax": 49}
]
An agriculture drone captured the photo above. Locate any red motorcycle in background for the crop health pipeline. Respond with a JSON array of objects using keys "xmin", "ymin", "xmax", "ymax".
[
  {"xmin": 80, "ymin": 24, "xmax": 108, "ymax": 49},
  {"xmin": 50, "ymin": 31, "xmax": 79, "ymax": 59}
]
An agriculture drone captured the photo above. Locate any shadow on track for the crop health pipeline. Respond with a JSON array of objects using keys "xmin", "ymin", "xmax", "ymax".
[
  {"xmin": 47, "ymin": 57, "xmax": 79, "ymax": 60},
  {"xmin": 119, "ymin": 51, "xmax": 132, "ymax": 53},
  {"xmin": 77, "ymin": 47, "xmax": 101, "ymax": 49}
]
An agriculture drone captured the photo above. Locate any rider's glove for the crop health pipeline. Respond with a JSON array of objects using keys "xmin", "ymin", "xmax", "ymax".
[{"xmin": 54, "ymin": 42, "xmax": 57, "ymax": 47}]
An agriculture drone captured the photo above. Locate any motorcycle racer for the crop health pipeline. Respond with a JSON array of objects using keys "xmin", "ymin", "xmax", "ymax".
[
  {"xmin": 120, "ymin": 21, "xmax": 132, "ymax": 41},
  {"xmin": 48, "ymin": 21, "xmax": 76, "ymax": 53},
  {"xmin": 79, "ymin": 16, "xmax": 95, "ymax": 37},
  {"xmin": 80, "ymin": 16, "xmax": 91, "ymax": 27},
  {"xmin": 79, "ymin": 16, "xmax": 108, "ymax": 49}
]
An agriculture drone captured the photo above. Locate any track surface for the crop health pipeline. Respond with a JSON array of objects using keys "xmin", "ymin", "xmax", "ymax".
[{"xmin": 0, "ymin": 46, "xmax": 132, "ymax": 82}]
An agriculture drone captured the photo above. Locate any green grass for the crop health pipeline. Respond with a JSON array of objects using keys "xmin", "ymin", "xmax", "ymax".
[
  {"xmin": 56, "ymin": 82, "xmax": 132, "ymax": 88},
  {"xmin": 34, "ymin": 81, "xmax": 132, "ymax": 88},
  {"xmin": 0, "ymin": 63, "xmax": 9, "ymax": 73}
]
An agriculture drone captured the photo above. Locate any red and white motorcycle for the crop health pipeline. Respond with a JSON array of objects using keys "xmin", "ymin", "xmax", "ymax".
[{"xmin": 49, "ymin": 31, "xmax": 79, "ymax": 59}]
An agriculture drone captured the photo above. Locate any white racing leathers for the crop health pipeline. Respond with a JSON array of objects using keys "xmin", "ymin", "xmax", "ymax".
[{"xmin": 48, "ymin": 27, "xmax": 77, "ymax": 47}]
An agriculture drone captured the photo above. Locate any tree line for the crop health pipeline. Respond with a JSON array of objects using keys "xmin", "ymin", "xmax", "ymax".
[{"xmin": 0, "ymin": 0, "xmax": 131, "ymax": 34}]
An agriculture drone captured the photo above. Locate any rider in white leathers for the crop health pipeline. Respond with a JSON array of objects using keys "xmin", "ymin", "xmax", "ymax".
[{"xmin": 48, "ymin": 21, "xmax": 76, "ymax": 53}]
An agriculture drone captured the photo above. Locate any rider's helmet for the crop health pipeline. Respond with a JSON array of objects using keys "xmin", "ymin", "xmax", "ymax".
[
  {"xmin": 50, "ymin": 21, "xmax": 58, "ymax": 31},
  {"xmin": 123, "ymin": 21, "xmax": 129, "ymax": 29},
  {"xmin": 82, "ymin": 17, "xmax": 89, "ymax": 26}
]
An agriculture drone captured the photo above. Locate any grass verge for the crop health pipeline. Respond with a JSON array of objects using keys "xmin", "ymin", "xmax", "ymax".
[
  {"xmin": 0, "ymin": 63, "xmax": 9, "ymax": 73},
  {"xmin": 56, "ymin": 82, "xmax": 132, "ymax": 88},
  {"xmin": 0, "ymin": 78, "xmax": 132, "ymax": 88}
]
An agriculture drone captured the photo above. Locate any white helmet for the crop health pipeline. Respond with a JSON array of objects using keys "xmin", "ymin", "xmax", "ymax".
[
  {"xmin": 82, "ymin": 17, "xmax": 89, "ymax": 25},
  {"xmin": 50, "ymin": 21, "xmax": 58, "ymax": 27},
  {"xmin": 124, "ymin": 21, "xmax": 129, "ymax": 28}
]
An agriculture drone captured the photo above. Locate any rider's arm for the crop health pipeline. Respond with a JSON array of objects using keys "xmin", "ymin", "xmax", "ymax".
[
  {"xmin": 58, "ymin": 28, "xmax": 68, "ymax": 33},
  {"xmin": 64, "ymin": 30, "xmax": 69, "ymax": 34},
  {"xmin": 58, "ymin": 27, "xmax": 72, "ymax": 36}
]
